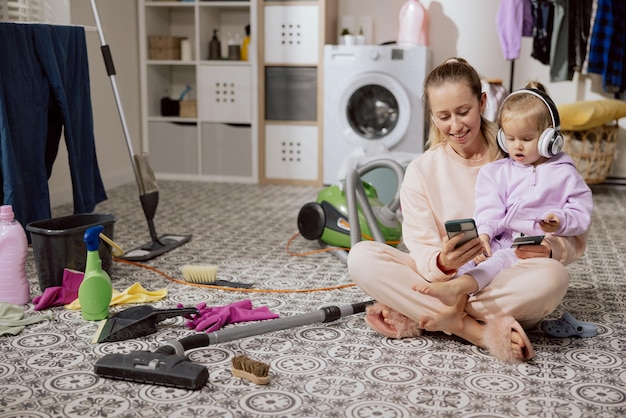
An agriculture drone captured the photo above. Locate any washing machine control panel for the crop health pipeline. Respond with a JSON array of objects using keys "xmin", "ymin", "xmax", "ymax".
[{"xmin": 369, "ymin": 50, "xmax": 380, "ymax": 61}]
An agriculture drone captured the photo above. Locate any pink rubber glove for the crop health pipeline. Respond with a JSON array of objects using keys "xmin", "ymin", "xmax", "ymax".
[
  {"xmin": 33, "ymin": 269, "xmax": 84, "ymax": 310},
  {"xmin": 177, "ymin": 299, "xmax": 279, "ymax": 332}
]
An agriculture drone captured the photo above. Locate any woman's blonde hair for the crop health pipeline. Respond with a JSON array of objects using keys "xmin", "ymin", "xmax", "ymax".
[
  {"xmin": 498, "ymin": 81, "xmax": 553, "ymax": 134},
  {"xmin": 423, "ymin": 57, "xmax": 501, "ymax": 161}
]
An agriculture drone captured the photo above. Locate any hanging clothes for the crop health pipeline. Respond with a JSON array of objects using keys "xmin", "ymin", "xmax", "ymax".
[
  {"xmin": 549, "ymin": 0, "xmax": 571, "ymax": 82},
  {"xmin": 586, "ymin": 0, "xmax": 626, "ymax": 95},
  {"xmin": 496, "ymin": 0, "xmax": 534, "ymax": 61},
  {"xmin": 531, "ymin": 0, "xmax": 555, "ymax": 65},
  {"xmin": 0, "ymin": 23, "xmax": 107, "ymax": 231},
  {"xmin": 581, "ymin": 0, "xmax": 599, "ymax": 74},
  {"xmin": 568, "ymin": 0, "xmax": 593, "ymax": 74}
]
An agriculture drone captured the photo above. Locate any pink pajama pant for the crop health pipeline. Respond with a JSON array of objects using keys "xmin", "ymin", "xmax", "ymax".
[{"xmin": 347, "ymin": 241, "xmax": 569, "ymax": 329}]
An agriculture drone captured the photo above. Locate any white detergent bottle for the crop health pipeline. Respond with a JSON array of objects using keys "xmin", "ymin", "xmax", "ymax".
[
  {"xmin": 0, "ymin": 205, "xmax": 30, "ymax": 305},
  {"xmin": 397, "ymin": 0, "xmax": 429, "ymax": 46}
]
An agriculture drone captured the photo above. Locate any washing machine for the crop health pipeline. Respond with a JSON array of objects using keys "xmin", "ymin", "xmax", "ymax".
[{"xmin": 322, "ymin": 44, "xmax": 429, "ymax": 203}]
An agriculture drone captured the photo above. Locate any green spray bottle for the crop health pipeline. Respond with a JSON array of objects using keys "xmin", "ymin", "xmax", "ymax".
[{"xmin": 78, "ymin": 225, "xmax": 112, "ymax": 320}]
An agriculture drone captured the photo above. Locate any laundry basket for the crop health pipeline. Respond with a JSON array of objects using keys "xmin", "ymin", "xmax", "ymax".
[{"xmin": 561, "ymin": 122, "xmax": 619, "ymax": 184}]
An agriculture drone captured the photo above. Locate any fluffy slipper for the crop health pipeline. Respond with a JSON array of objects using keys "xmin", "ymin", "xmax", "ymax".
[
  {"xmin": 541, "ymin": 311, "xmax": 598, "ymax": 338},
  {"xmin": 483, "ymin": 316, "xmax": 535, "ymax": 364},
  {"xmin": 364, "ymin": 302, "xmax": 422, "ymax": 339}
]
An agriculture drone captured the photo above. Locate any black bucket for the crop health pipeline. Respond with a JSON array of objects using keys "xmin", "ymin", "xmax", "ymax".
[{"xmin": 26, "ymin": 213, "xmax": 116, "ymax": 291}]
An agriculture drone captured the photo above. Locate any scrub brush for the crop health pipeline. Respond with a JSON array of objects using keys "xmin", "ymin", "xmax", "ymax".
[
  {"xmin": 180, "ymin": 264, "xmax": 218, "ymax": 284},
  {"xmin": 231, "ymin": 355, "xmax": 271, "ymax": 385},
  {"xmin": 180, "ymin": 265, "xmax": 254, "ymax": 288}
]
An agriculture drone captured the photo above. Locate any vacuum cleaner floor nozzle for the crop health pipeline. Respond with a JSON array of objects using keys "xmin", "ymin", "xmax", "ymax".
[
  {"xmin": 94, "ymin": 351, "xmax": 209, "ymax": 390},
  {"xmin": 120, "ymin": 234, "xmax": 192, "ymax": 262}
]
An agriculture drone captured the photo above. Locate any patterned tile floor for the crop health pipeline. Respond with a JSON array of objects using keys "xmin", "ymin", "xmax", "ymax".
[{"xmin": 0, "ymin": 181, "xmax": 625, "ymax": 417}]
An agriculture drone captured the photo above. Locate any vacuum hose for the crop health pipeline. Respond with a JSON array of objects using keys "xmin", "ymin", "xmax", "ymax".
[
  {"xmin": 159, "ymin": 300, "xmax": 374, "ymax": 355},
  {"xmin": 345, "ymin": 159, "xmax": 405, "ymax": 247}
]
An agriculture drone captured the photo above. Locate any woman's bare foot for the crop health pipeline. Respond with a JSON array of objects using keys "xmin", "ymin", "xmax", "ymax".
[
  {"xmin": 509, "ymin": 329, "xmax": 527, "ymax": 360},
  {"xmin": 418, "ymin": 307, "xmax": 464, "ymax": 334},
  {"xmin": 480, "ymin": 316, "xmax": 535, "ymax": 363},
  {"xmin": 364, "ymin": 302, "xmax": 422, "ymax": 339}
]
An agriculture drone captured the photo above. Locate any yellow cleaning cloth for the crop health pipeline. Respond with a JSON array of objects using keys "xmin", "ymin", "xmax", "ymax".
[{"xmin": 65, "ymin": 283, "xmax": 168, "ymax": 310}]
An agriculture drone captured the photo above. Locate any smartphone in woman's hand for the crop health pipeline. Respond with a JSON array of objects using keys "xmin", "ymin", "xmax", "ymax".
[{"xmin": 445, "ymin": 218, "xmax": 478, "ymax": 248}]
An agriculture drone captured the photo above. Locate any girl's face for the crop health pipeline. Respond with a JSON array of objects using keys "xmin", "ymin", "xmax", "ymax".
[
  {"xmin": 500, "ymin": 117, "xmax": 545, "ymax": 166},
  {"xmin": 428, "ymin": 81, "xmax": 486, "ymax": 154}
]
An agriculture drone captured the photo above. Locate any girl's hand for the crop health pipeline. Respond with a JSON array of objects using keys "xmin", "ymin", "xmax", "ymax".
[
  {"xmin": 472, "ymin": 234, "xmax": 492, "ymax": 264},
  {"xmin": 479, "ymin": 234, "xmax": 492, "ymax": 257},
  {"xmin": 540, "ymin": 214, "xmax": 560, "ymax": 233}
]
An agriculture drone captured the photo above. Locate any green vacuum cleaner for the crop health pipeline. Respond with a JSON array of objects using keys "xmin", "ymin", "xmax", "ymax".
[{"xmin": 297, "ymin": 159, "xmax": 405, "ymax": 263}]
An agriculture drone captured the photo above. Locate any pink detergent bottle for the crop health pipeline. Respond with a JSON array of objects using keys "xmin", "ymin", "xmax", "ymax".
[
  {"xmin": 0, "ymin": 205, "xmax": 30, "ymax": 305},
  {"xmin": 397, "ymin": 0, "xmax": 429, "ymax": 46}
]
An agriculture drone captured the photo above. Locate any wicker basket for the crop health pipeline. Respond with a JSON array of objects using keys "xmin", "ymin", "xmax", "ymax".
[{"xmin": 561, "ymin": 122, "xmax": 619, "ymax": 184}]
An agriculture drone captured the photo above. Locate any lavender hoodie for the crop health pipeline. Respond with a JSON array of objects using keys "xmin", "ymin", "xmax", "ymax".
[{"xmin": 474, "ymin": 152, "xmax": 593, "ymax": 247}]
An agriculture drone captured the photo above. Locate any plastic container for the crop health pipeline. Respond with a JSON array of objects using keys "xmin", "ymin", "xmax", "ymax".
[
  {"xmin": 78, "ymin": 225, "xmax": 112, "ymax": 321},
  {"xmin": 0, "ymin": 205, "xmax": 30, "ymax": 305},
  {"xmin": 397, "ymin": 0, "xmax": 428, "ymax": 46},
  {"xmin": 26, "ymin": 213, "xmax": 115, "ymax": 291}
]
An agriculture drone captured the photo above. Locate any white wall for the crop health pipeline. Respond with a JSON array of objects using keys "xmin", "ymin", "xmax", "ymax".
[{"xmin": 47, "ymin": 0, "xmax": 625, "ymax": 208}]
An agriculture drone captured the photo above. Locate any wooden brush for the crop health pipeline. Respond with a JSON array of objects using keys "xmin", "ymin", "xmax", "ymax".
[
  {"xmin": 231, "ymin": 355, "xmax": 271, "ymax": 385},
  {"xmin": 180, "ymin": 264, "xmax": 218, "ymax": 284}
]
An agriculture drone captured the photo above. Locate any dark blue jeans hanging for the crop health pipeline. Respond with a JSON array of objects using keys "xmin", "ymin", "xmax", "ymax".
[{"xmin": 0, "ymin": 23, "xmax": 107, "ymax": 231}]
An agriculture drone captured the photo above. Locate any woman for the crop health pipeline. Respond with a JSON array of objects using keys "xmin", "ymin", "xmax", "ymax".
[{"xmin": 347, "ymin": 58, "xmax": 587, "ymax": 363}]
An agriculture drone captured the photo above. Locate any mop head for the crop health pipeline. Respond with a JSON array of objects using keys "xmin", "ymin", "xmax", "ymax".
[{"xmin": 121, "ymin": 234, "xmax": 191, "ymax": 261}]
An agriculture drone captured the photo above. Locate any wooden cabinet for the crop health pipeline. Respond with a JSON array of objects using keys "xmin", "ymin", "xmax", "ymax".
[{"xmin": 258, "ymin": 0, "xmax": 337, "ymax": 185}]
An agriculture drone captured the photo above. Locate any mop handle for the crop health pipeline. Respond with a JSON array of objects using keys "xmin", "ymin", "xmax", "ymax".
[
  {"xmin": 161, "ymin": 301, "xmax": 374, "ymax": 355},
  {"xmin": 89, "ymin": 0, "xmax": 142, "ymax": 193}
]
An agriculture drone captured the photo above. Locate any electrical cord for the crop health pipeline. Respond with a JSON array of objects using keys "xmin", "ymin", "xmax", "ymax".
[
  {"xmin": 111, "ymin": 231, "xmax": 399, "ymax": 293},
  {"xmin": 113, "ymin": 256, "xmax": 357, "ymax": 293}
]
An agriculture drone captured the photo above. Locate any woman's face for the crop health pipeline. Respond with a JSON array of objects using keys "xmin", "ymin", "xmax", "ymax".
[{"xmin": 428, "ymin": 81, "xmax": 486, "ymax": 152}]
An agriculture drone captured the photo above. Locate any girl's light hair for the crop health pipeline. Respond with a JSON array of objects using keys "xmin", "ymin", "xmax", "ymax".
[
  {"xmin": 498, "ymin": 81, "xmax": 553, "ymax": 134},
  {"xmin": 423, "ymin": 57, "xmax": 501, "ymax": 161}
]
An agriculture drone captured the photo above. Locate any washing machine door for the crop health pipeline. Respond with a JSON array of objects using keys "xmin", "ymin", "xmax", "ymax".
[{"xmin": 338, "ymin": 72, "xmax": 411, "ymax": 150}]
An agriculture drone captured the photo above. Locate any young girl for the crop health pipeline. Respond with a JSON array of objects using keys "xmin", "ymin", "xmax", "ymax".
[
  {"xmin": 348, "ymin": 59, "xmax": 588, "ymax": 364},
  {"xmin": 413, "ymin": 82, "xmax": 593, "ymax": 332}
]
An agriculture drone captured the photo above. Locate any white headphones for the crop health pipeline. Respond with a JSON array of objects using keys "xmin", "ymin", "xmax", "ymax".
[{"xmin": 496, "ymin": 88, "xmax": 564, "ymax": 158}]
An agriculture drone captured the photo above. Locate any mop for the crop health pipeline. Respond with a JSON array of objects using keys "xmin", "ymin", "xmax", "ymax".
[{"xmin": 89, "ymin": 0, "xmax": 191, "ymax": 261}]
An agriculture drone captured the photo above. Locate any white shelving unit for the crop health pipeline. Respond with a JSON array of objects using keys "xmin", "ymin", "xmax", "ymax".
[
  {"xmin": 257, "ymin": 0, "xmax": 337, "ymax": 185},
  {"xmin": 138, "ymin": 0, "xmax": 258, "ymax": 183}
]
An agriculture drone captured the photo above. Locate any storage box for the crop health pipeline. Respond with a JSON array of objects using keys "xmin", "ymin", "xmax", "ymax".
[
  {"xmin": 148, "ymin": 36, "xmax": 184, "ymax": 60},
  {"xmin": 180, "ymin": 100, "xmax": 197, "ymax": 118},
  {"xmin": 26, "ymin": 214, "xmax": 116, "ymax": 291},
  {"xmin": 561, "ymin": 123, "xmax": 618, "ymax": 184}
]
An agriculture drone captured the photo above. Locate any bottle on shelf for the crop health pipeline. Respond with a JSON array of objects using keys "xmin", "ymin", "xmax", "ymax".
[
  {"xmin": 228, "ymin": 33, "xmax": 241, "ymax": 60},
  {"xmin": 208, "ymin": 29, "xmax": 221, "ymax": 60},
  {"xmin": 241, "ymin": 24, "xmax": 251, "ymax": 61},
  {"xmin": 0, "ymin": 205, "xmax": 30, "ymax": 305}
]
